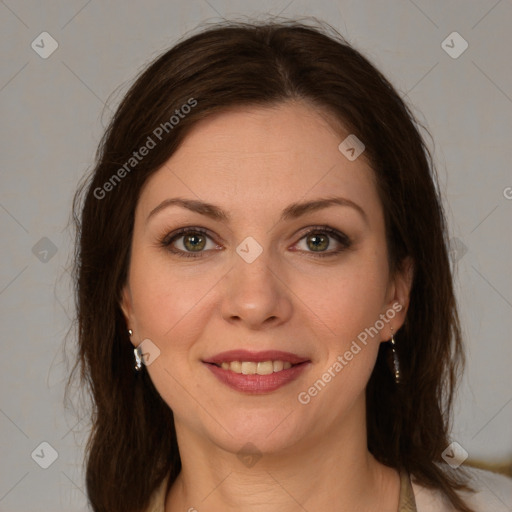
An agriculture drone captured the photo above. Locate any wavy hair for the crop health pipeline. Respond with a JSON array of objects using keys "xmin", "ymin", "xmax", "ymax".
[{"xmin": 66, "ymin": 17, "xmax": 476, "ymax": 512}]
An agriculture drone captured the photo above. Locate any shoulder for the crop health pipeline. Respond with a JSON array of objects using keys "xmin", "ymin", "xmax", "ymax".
[{"xmin": 412, "ymin": 465, "xmax": 512, "ymax": 512}]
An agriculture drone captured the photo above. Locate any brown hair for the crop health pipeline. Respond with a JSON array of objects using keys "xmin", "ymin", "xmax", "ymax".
[{"xmin": 66, "ymin": 17, "xmax": 476, "ymax": 512}]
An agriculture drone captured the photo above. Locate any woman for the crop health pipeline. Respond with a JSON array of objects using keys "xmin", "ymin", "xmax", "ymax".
[{"xmin": 68, "ymin": 18, "xmax": 512, "ymax": 512}]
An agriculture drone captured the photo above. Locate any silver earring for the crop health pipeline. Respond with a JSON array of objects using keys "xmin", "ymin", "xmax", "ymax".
[
  {"xmin": 129, "ymin": 329, "xmax": 143, "ymax": 372},
  {"xmin": 134, "ymin": 345, "xmax": 143, "ymax": 371},
  {"xmin": 389, "ymin": 328, "xmax": 400, "ymax": 384}
]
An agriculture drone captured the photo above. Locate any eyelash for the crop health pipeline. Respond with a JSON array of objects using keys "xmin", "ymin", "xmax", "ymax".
[{"xmin": 158, "ymin": 226, "xmax": 352, "ymax": 259}]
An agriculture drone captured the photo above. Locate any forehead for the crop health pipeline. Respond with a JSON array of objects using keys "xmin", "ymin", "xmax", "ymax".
[
  {"xmin": 137, "ymin": 101, "xmax": 381, "ymax": 225},
  {"xmin": 170, "ymin": 100, "xmax": 362, "ymax": 163}
]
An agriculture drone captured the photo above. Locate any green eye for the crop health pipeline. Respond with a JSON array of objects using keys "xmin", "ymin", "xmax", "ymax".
[
  {"xmin": 182, "ymin": 232, "xmax": 207, "ymax": 252},
  {"xmin": 161, "ymin": 228, "xmax": 218, "ymax": 258},
  {"xmin": 305, "ymin": 232, "xmax": 330, "ymax": 252},
  {"xmin": 294, "ymin": 226, "xmax": 351, "ymax": 257},
  {"xmin": 160, "ymin": 225, "xmax": 351, "ymax": 259}
]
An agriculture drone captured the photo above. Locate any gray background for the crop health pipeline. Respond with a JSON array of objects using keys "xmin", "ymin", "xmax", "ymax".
[{"xmin": 1, "ymin": 1, "xmax": 511, "ymax": 510}]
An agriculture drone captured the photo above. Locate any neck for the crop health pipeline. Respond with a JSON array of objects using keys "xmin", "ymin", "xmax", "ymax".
[{"xmin": 165, "ymin": 399, "xmax": 400, "ymax": 512}]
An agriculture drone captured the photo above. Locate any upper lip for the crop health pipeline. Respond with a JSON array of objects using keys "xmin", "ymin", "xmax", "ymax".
[{"xmin": 203, "ymin": 350, "xmax": 310, "ymax": 365}]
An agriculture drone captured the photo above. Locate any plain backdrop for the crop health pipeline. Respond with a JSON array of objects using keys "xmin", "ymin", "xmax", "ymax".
[{"xmin": 1, "ymin": 1, "xmax": 511, "ymax": 510}]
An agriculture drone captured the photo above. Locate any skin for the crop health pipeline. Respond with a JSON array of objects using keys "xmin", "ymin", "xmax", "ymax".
[{"xmin": 120, "ymin": 100, "xmax": 414, "ymax": 512}]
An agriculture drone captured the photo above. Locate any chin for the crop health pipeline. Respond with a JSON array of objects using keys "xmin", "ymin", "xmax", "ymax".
[{"xmin": 203, "ymin": 408, "xmax": 308, "ymax": 457}]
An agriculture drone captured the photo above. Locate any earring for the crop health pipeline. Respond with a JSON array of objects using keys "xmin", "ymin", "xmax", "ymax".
[
  {"xmin": 389, "ymin": 328, "xmax": 400, "ymax": 384},
  {"xmin": 134, "ymin": 345, "xmax": 143, "ymax": 372},
  {"xmin": 129, "ymin": 329, "xmax": 143, "ymax": 372}
]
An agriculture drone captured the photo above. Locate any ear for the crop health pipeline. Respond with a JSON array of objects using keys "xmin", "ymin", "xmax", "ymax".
[
  {"xmin": 381, "ymin": 256, "xmax": 414, "ymax": 341},
  {"xmin": 119, "ymin": 283, "xmax": 136, "ymax": 345}
]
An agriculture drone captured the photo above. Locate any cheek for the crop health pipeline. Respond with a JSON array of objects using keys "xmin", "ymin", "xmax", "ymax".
[
  {"xmin": 293, "ymin": 253, "xmax": 389, "ymax": 344},
  {"xmin": 295, "ymin": 264, "xmax": 388, "ymax": 419},
  {"xmin": 128, "ymin": 256, "xmax": 213, "ymax": 413},
  {"xmin": 129, "ymin": 251, "xmax": 220, "ymax": 340}
]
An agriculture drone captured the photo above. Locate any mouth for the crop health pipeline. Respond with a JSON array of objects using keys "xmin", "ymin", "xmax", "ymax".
[{"xmin": 202, "ymin": 350, "xmax": 311, "ymax": 393}]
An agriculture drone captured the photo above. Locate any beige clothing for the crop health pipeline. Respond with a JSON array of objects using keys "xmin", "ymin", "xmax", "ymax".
[
  {"xmin": 145, "ymin": 465, "xmax": 512, "ymax": 512},
  {"xmin": 411, "ymin": 466, "xmax": 512, "ymax": 512}
]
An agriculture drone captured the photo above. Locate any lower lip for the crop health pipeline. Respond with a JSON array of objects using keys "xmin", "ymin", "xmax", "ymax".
[{"xmin": 204, "ymin": 362, "xmax": 310, "ymax": 394}]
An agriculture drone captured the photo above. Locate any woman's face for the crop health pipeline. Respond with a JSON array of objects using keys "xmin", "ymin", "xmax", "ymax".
[{"xmin": 121, "ymin": 100, "xmax": 412, "ymax": 455}]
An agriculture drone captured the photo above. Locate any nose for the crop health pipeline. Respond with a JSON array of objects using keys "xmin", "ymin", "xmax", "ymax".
[{"xmin": 220, "ymin": 246, "xmax": 293, "ymax": 330}]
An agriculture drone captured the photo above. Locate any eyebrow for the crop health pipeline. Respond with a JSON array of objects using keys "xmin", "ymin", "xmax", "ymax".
[{"xmin": 146, "ymin": 196, "xmax": 368, "ymax": 225}]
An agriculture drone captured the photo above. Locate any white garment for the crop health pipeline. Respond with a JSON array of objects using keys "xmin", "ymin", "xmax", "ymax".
[{"xmin": 412, "ymin": 466, "xmax": 512, "ymax": 512}]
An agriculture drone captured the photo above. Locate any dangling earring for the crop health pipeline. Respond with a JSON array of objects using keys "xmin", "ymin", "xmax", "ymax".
[
  {"xmin": 134, "ymin": 346, "xmax": 143, "ymax": 372},
  {"xmin": 389, "ymin": 328, "xmax": 400, "ymax": 384},
  {"xmin": 129, "ymin": 329, "xmax": 143, "ymax": 372}
]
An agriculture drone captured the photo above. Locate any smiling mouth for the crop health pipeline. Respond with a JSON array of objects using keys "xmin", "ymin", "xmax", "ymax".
[
  {"xmin": 209, "ymin": 360, "xmax": 301, "ymax": 375},
  {"xmin": 203, "ymin": 353, "xmax": 311, "ymax": 393}
]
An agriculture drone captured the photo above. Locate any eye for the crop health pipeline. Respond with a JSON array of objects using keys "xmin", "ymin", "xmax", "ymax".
[
  {"xmin": 159, "ymin": 227, "xmax": 221, "ymax": 258},
  {"xmin": 159, "ymin": 225, "xmax": 352, "ymax": 259},
  {"xmin": 293, "ymin": 226, "xmax": 352, "ymax": 258}
]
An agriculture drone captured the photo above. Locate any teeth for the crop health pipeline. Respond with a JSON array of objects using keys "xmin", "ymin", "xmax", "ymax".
[
  {"xmin": 241, "ymin": 361, "xmax": 257, "ymax": 375},
  {"xmin": 216, "ymin": 360, "xmax": 295, "ymax": 374},
  {"xmin": 273, "ymin": 360, "xmax": 284, "ymax": 372},
  {"xmin": 257, "ymin": 361, "xmax": 274, "ymax": 375},
  {"xmin": 230, "ymin": 361, "xmax": 242, "ymax": 373}
]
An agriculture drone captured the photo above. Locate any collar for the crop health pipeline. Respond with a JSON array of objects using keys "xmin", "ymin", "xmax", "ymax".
[{"xmin": 399, "ymin": 468, "xmax": 418, "ymax": 511}]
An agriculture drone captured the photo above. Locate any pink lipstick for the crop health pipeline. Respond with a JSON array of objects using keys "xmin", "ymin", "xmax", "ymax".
[{"xmin": 203, "ymin": 349, "xmax": 311, "ymax": 394}]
